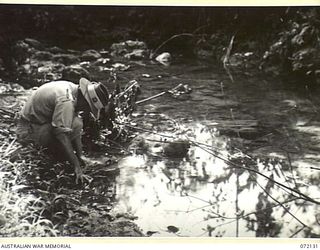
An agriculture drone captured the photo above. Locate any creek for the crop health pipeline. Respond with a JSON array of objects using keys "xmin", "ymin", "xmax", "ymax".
[
  {"xmin": 111, "ymin": 59, "xmax": 320, "ymax": 237},
  {"xmin": 1, "ymin": 54, "xmax": 320, "ymax": 237}
]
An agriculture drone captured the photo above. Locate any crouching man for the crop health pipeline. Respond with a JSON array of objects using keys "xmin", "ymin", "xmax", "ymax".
[{"xmin": 16, "ymin": 78, "xmax": 109, "ymax": 184}]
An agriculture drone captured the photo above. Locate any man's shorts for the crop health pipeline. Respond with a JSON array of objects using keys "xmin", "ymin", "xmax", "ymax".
[{"xmin": 16, "ymin": 116, "xmax": 83, "ymax": 147}]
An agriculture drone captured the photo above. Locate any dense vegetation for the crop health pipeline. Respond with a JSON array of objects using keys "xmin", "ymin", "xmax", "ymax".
[{"xmin": 0, "ymin": 5, "xmax": 319, "ymax": 84}]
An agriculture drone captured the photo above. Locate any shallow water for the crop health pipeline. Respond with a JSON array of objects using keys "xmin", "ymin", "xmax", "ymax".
[
  {"xmin": 112, "ymin": 60, "xmax": 320, "ymax": 237},
  {"xmin": 2, "ymin": 58, "xmax": 320, "ymax": 237}
]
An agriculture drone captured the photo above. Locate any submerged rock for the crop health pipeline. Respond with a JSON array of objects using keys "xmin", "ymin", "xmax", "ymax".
[
  {"xmin": 129, "ymin": 136, "xmax": 149, "ymax": 154},
  {"xmin": 163, "ymin": 139, "xmax": 190, "ymax": 158}
]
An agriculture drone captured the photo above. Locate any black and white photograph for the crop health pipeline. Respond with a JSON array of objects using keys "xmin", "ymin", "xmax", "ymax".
[{"xmin": 0, "ymin": 4, "xmax": 320, "ymax": 240}]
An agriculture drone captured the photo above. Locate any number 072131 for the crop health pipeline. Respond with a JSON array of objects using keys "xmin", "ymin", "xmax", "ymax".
[{"xmin": 300, "ymin": 244, "xmax": 319, "ymax": 248}]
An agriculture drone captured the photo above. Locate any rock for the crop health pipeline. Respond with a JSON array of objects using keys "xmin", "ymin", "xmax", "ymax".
[
  {"xmin": 163, "ymin": 139, "xmax": 190, "ymax": 158},
  {"xmin": 24, "ymin": 38, "xmax": 43, "ymax": 49},
  {"xmin": 167, "ymin": 225, "xmax": 179, "ymax": 233},
  {"xmin": 32, "ymin": 51, "xmax": 53, "ymax": 61},
  {"xmin": 130, "ymin": 136, "xmax": 149, "ymax": 154},
  {"xmin": 124, "ymin": 49, "xmax": 146, "ymax": 60},
  {"xmin": 110, "ymin": 40, "xmax": 148, "ymax": 58},
  {"xmin": 47, "ymin": 46, "xmax": 65, "ymax": 54},
  {"xmin": 67, "ymin": 49, "xmax": 80, "ymax": 55},
  {"xmin": 53, "ymin": 54, "xmax": 80, "ymax": 65},
  {"xmin": 62, "ymin": 64, "xmax": 90, "ymax": 82},
  {"xmin": 81, "ymin": 49, "xmax": 102, "ymax": 61},
  {"xmin": 99, "ymin": 49, "xmax": 110, "ymax": 57},
  {"xmin": 36, "ymin": 63, "xmax": 64, "ymax": 81},
  {"xmin": 125, "ymin": 40, "xmax": 147, "ymax": 49},
  {"xmin": 155, "ymin": 52, "xmax": 171, "ymax": 66},
  {"xmin": 94, "ymin": 57, "xmax": 111, "ymax": 66},
  {"xmin": 228, "ymin": 52, "xmax": 255, "ymax": 68},
  {"xmin": 112, "ymin": 63, "xmax": 130, "ymax": 71}
]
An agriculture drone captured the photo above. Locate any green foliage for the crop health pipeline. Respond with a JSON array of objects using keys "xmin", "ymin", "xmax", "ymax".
[
  {"xmin": 262, "ymin": 8, "xmax": 320, "ymax": 81},
  {"xmin": 0, "ymin": 143, "xmax": 58, "ymax": 236}
]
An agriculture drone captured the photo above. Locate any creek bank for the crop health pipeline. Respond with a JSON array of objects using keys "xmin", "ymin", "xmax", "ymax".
[
  {"xmin": 0, "ymin": 62, "xmax": 145, "ymax": 236},
  {"xmin": 0, "ymin": 105, "xmax": 144, "ymax": 237}
]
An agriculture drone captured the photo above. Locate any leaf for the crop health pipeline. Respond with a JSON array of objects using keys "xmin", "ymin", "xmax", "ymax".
[
  {"xmin": 146, "ymin": 231, "xmax": 159, "ymax": 236},
  {"xmin": 11, "ymin": 185, "xmax": 29, "ymax": 192},
  {"xmin": 167, "ymin": 225, "xmax": 179, "ymax": 233}
]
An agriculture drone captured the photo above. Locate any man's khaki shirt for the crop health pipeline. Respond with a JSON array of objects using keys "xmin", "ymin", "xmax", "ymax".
[{"xmin": 21, "ymin": 80, "xmax": 78, "ymax": 135}]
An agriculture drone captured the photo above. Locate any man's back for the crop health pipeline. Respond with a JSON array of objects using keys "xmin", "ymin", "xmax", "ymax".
[{"xmin": 22, "ymin": 80, "xmax": 78, "ymax": 125}]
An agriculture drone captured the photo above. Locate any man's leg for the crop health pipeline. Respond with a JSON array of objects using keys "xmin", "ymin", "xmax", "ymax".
[
  {"xmin": 16, "ymin": 118, "xmax": 53, "ymax": 147},
  {"xmin": 16, "ymin": 118, "xmax": 33, "ymax": 145},
  {"xmin": 31, "ymin": 123, "xmax": 54, "ymax": 147}
]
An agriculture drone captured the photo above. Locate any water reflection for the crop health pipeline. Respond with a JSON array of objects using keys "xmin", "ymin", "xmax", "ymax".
[
  {"xmin": 113, "ymin": 61, "xmax": 320, "ymax": 237},
  {"xmin": 113, "ymin": 120, "xmax": 320, "ymax": 237}
]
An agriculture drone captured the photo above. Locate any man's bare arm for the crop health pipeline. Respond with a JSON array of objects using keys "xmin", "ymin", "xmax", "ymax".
[{"xmin": 56, "ymin": 132, "xmax": 83, "ymax": 184}]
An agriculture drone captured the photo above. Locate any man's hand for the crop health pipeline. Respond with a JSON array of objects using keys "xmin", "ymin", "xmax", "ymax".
[
  {"xmin": 56, "ymin": 132, "xmax": 92, "ymax": 184},
  {"xmin": 74, "ymin": 165, "xmax": 84, "ymax": 184},
  {"xmin": 74, "ymin": 165, "xmax": 93, "ymax": 184}
]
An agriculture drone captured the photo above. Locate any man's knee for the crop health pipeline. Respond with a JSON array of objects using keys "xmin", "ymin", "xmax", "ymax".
[
  {"xmin": 16, "ymin": 118, "xmax": 33, "ymax": 145},
  {"xmin": 35, "ymin": 123, "xmax": 53, "ymax": 147}
]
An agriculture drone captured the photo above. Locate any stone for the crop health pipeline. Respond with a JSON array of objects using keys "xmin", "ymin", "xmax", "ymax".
[
  {"xmin": 24, "ymin": 38, "xmax": 43, "ymax": 49},
  {"xmin": 163, "ymin": 139, "xmax": 190, "ymax": 158},
  {"xmin": 48, "ymin": 46, "xmax": 65, "ymax": 54},
  {"xmin": 53, "ymin": 54, "xmax": 80, "ymax": 65},
  {"xmin": 81, "ymin": 49, "xmax": 102, "ymax": 61},
  {"xmin": 155, "ymin": 52, "xmax": 171, "ymax": 66},
  {"xmin": 124, "ymin": 49, "xmax": 146, "ymax": 60},
  {"xmin": 62, "ymin": 65, "xmax": 90, "ymax": 82},
  {"xmin": 110, "ymin": 40, "xmax": 148, "ymax": 58},
  {"xmin": 32, "ymin": 51, "xmax": 53, "ymax": 61},
  {"xmin": 36, "ymin": 63, "xmax": 64, "ymax": 81}
]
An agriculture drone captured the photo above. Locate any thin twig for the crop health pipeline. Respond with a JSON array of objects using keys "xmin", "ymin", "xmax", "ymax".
[
  {"xmin": 223, "ymin": 34, "xmax": 236, "ymax": 83},
  {"xmin": 289, "ymin": 226, "xmax": 306, "ymax": 238},
  {"xmin": 223, "ymin": 34, "xmax": 236, "ymax": 66},
  {"xmin": 150, "ymin": 33, "xmax": 194, "ymax": 59},
  {"xmin": 190, "ymin": 138, "xmax": 320, "ymax": 205},
  {"xmin": 116, "ymin": 81, "xmax": 138, "ymax": 99}
]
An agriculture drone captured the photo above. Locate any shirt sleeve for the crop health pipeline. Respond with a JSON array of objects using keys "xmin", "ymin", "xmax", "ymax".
[{"xmin": 51, "ymin": 97, "xmax": 75, "ymax": 135}]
